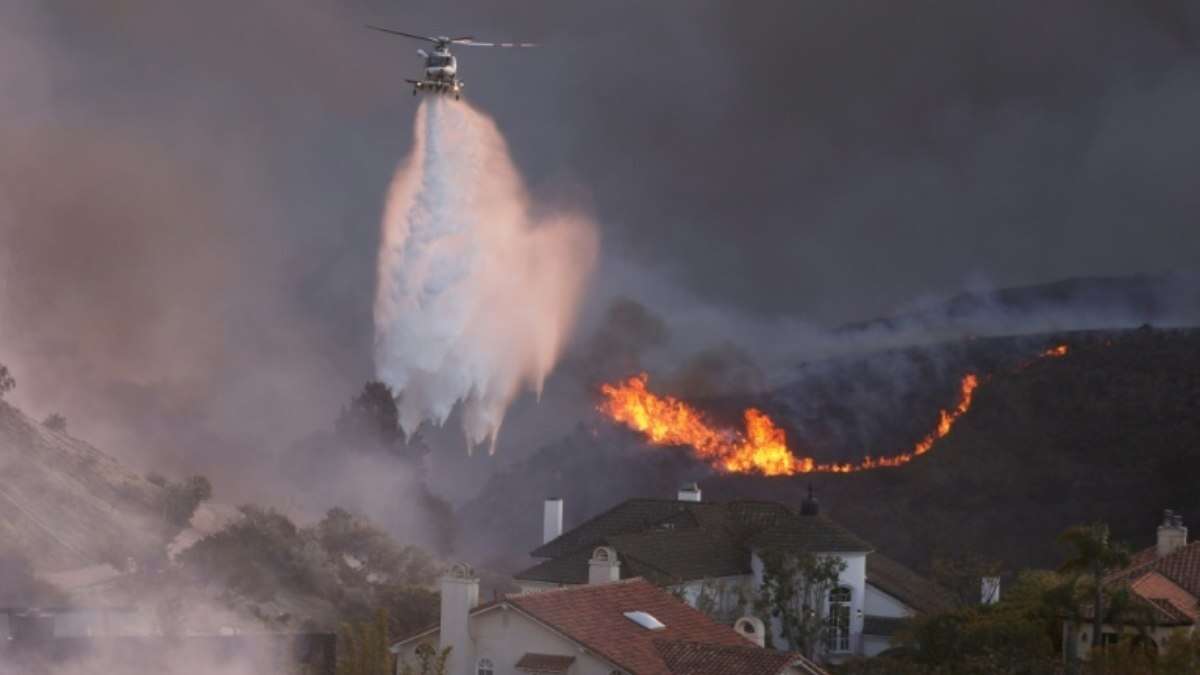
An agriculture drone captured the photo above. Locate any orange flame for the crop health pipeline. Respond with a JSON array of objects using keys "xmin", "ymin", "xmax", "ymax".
[
  {"xmin": 597, "ymin": 344, "xmax": 1070, "ymax": 476},
  {"xmin": 598, "ymin": 372, "xmax": 978, "ymax": 476},
  {"xmin": 1042, "ymin": 344, "xmax": 1069, "ymax": 358}
]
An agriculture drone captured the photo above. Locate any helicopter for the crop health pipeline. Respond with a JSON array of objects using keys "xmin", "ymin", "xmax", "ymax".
[{"xmin": 367, "ymin": 26, "xmax": 536, "ymax": 100}]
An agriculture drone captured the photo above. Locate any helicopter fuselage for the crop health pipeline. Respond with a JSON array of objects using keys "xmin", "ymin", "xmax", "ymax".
[
  {"xmin": 407, "ymin": 47, "xmax": 463, "ymax": 98},
  {"xmin": 424, "ymin": 50, "xmax": 457, "ymax": 81}
]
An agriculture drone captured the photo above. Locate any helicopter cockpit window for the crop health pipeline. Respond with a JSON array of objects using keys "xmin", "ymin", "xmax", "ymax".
[{"xmin": 428, "ymin": 54, "xmax": 453, "ymax": 67}]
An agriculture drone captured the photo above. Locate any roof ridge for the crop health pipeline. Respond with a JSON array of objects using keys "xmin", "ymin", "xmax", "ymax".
[{"xmin": 510, "ymin": 576, "xmax": 648, "ymax": 599}]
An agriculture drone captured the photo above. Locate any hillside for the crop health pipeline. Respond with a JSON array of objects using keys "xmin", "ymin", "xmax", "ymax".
[
  {"xmin": 836, "ymin": 273, "xmax": 1200, "ymax": 335},
  {"xmin": 0, "ymin": 401, "xmax": 166, "ymax": 571},
  {"xmin": 457, "ymin": 326, "xmax": 1200, "ymax": 577}
]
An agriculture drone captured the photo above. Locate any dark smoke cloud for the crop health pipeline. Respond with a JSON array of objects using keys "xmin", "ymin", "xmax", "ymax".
[{"xmin": 2, "ymin": 0, "xmax": 1199, "ymax": 520}]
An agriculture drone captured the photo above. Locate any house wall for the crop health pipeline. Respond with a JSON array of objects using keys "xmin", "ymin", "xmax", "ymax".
[
  {"xmin": 395, "ymin": 608, "xmax": 620, "ymax": 675},
  {"xmin": 863, "ymin": 585, "xmax": 911, "ymax": 619},
  {"xmin": 1061, "ymin": 622, "xmax": 1192, "ymax": 661},
  {"xmin": 860, "ymin": 584, "xmax": 913, "ymax": 658},
  {"xmin": 750, "ymin": 551, "xmax": 867, "ymax": 660}
]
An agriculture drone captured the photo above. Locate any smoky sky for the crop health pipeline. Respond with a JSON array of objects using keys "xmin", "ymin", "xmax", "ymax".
[{"xmin": 2, "ymin": 0, "xmax": 1200, "ymax": 495}]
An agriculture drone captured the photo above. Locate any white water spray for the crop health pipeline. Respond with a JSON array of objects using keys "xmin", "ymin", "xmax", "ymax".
[{"xmin": 374, "ymin": 98, "xmax": 597, "ymax": 449}]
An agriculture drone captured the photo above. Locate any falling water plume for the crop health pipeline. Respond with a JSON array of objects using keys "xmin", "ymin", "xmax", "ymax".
[{"xmin": 374, "ymin": 98, "xmax": 597, "ymax": 449}]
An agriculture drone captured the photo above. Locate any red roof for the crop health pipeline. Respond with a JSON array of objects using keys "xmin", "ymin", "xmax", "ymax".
[
  {"xmin": 1109, "ymin": 542, "xmax": 1200, "ymax": 598},
  {"xmin": 507, "ymin": 579, "xmax": 805, "ymax": 675}
]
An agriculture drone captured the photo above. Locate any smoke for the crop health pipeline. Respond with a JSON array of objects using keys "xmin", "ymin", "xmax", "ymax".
[{"xmin": 374, "ymin": 98, "xmax": 597, "ymax": 447}]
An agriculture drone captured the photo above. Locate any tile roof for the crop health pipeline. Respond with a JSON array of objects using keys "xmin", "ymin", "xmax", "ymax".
[
  {"xmin": 517, "ymin": 529, "xmax": 751, "ymax": 586},
  {"xmin": 865, "ymin": 553, "xmax": 955, "ymax": 614},
  {"xmin": 1129, "ymin": 571, "xmax": 1199, "ymax": 623},
  {"xmin": 1126, "ymin": 542, "xmax": 1200, "ymax": 598},
  {"xmin": 747, "ymin": 515, "xmax": 872, "ymax": 555},
  {"xmin": 536, "ymin": 500, "xmax": 806, "ymax": 557},
  {"xmin": 507, "ymin": 579, "xmax": 813, "ymax": 675},
  {"xmin": 515, "ymin": 653, "xmax": 576, "ymax": 673},
  {"xmin": 521, "ymin": 498, "xmax": 870, "ymax": 586},
  {"xmin": 653, "ymin": 640, "xmax": 826, "ymax": 675}
]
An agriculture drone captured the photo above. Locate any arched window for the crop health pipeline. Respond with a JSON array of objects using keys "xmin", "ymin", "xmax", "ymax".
[
  {"xmin": 825, "ymin": 587, "xmax": 852, "ymax": 653},
  {"xmin": 477, "ymin": 658, "xmax": 495, "ymax": 675}
]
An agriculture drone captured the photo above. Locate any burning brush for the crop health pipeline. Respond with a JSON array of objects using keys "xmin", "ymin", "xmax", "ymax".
[{"xmin": 597, "ymin": 345, "xmax": 1068, "ymax": 476}]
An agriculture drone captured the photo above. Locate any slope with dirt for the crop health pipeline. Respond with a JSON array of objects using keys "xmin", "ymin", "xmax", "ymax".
[{"xmin": 0, "ymin": 401, "xmax": 165, "ymax": 571}]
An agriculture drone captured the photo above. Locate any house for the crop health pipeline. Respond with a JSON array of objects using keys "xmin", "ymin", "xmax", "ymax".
[
  {"xmin": 390, "ymin": 566, "xmax": 827, "ymax": 675},
  {"xmin": 1063, "ymin": 510, "xmax": 1200, "ymax": 655},
  {"xmin": 514, "ymin": 486, "xmax": 954, "ymax": 662}
]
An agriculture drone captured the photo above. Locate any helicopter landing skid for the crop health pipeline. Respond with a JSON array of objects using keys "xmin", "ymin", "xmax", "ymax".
[{"xmin": 406, "ymin": 79, "xmax": 465, "ymax": 100}]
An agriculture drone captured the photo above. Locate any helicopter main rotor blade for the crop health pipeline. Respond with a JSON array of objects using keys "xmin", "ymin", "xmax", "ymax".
[
  {"xmin": 453, "ymin": 39, "xmax": 538, "ymax": 48},
  {"xmin": 365, "ymin": 25, "xmax": 437, "ymax": 43}
]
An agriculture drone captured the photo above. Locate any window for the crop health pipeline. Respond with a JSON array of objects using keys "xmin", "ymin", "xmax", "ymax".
[
  {"xmin": 477, "ymin": 658, "xmax": 495, "ymax": 675},
  {"xmin": 825, "ymin": 587, "xmax": 852, "ymax": 653},
  {"xmin": 623, "ymin": 611, "xmax": 666, "ymax": 631}
]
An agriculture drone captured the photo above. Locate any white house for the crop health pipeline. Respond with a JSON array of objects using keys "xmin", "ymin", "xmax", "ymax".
[
  {"xmin": 514, "ymin": 486, "xmax": 954, "ymax": 663},
  {"xmin": 390, "ymin": 567, "xmax": 827, "ymax": 675}
]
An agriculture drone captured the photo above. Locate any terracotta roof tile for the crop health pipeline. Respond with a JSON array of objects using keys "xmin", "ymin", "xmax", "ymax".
[
  {"xmin": 653, "ymin": 640, "xmax": 825, "ymax": 675},
  {"xmin": 1107, "ymin": 542, "xmax": 1200, "ymax": 599},
  {"xmin": 508, "ymin": 579, "xmax": 803, "ymax": 675},
  {"xmin": 1130, "ymin": 571, "xmax": 1199, "ymax": 623}
]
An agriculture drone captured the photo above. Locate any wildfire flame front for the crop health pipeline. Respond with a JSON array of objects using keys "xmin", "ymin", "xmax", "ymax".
[{"xmin": 597, "ymin": 344, "xmax": 1069, "ymax": 476}]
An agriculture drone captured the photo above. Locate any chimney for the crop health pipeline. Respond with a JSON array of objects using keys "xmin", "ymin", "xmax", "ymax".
[
  {"xmin": 588, "ymin": 546, "xmax": 621, "ymax": 585},
  {"xmin": 677, "ymin": 483, "xmax": 701, "ymax": 502},
  {"xmin": 734, "ymin": 616, "xmax": 766, "ymax": 648},
  {"xmin": 1157, "ymin": 509, "xmax": 1188, "ymax": 557},
  {"xmin": 543, "ymin": 498, "xmax": 564, "ymax": 544},
  {"xmin": 800, "ymin": 484, "xmax": 819, "ymax": 516},
  {"xmin": 440, "ymin": 563, "xmax": 479, "ymax": 675},
  {"xmin": 981, "ymin": 577, "xmax": 1001, "ymax": 605}
]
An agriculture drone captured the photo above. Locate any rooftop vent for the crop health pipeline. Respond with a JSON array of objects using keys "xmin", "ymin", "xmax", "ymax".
[{"xmin": 623, "ymin": 611, "xmax": 666, "ymax": 631}]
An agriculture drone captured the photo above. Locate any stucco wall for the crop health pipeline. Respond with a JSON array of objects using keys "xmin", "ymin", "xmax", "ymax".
[{"xmin": 863, "ymin": 585, "xmax": 911, "ymax": 619}]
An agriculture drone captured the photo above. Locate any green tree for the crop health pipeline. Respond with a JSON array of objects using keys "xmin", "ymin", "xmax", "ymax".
[
  {"xmin": 337, "ymin": 609, "xmax": 394, "ymax": 675},
  {"xmin": 754, "ymin": 548, "xmax": 846, "ymax": 659},
  {"xmin": 162, "ymin": 475, "xmax": 213, "ymax": 529},
  {"xmin": 41, "ymin": 413, "xmax": 67, "ymax": 432},
  {"xmin": 398, "ymin": 643, "xmax": 451, "ymax": 675},
  {"xmin": 930, "ymin": 553, "xmax": 1004, "ymax": 608},
  {"xmin": 1057, "ymin": 523, "xmax": 1131, "ymax": 653}
]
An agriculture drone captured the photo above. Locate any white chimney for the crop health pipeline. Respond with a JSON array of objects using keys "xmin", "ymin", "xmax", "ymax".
[
  {"xmin": 588, "ymin": 546, "xmax": 621, "ymax": 585},
  {"xmin": 981, "ymin": 577, "xmax": 1001, "ymax": 605},
  {"xmin": 440, "ymin": 563, "xmax": 479, "ymax": 675},
  {"xmin": 677, "ymin": 483, "xmax": 701, "ymax": 502},
  {"xmin": 734, "ymin": 616, "xmax": 765, "ymax": 648},
  {"xmin": 543, "ymin": 498, "xmax": 564, "ymax": 544},
  {"xmin": 1157, "ymin": 509, "xmax": 1188, "ymax": 557}
]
